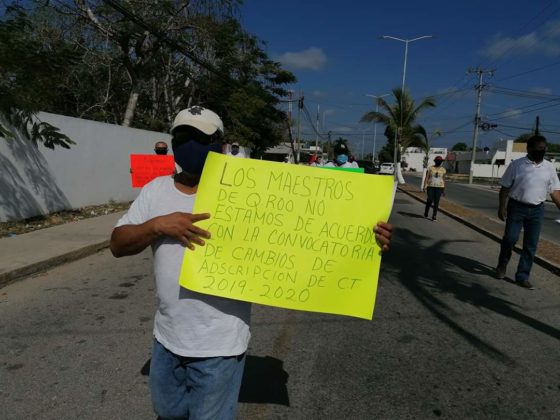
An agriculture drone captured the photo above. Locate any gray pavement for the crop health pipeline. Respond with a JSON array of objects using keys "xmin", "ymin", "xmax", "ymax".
[
  {"xmin": 0, "ymin": 212, "xmax": 125, "ymax": 288},
  {"xmin": 1, "ymin": 191, "xmax": 560, "ymax": 419}
]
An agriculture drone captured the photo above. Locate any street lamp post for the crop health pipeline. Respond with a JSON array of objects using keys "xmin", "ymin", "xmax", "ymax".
[
  {"xmin": 381, "ymin": 35, "xmax": 433, "ymax": 171},
  {"xmin": 366, "ymin": 93, "xmax": 389, "ymax": 162}
]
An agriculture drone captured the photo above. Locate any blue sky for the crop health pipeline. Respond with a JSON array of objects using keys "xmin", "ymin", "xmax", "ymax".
[{"xmin": 241, "ymin": 0, "xmax": 560, "ymax": 155}]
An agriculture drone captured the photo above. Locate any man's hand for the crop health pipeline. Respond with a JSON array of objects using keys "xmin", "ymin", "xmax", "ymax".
[
  {"xmin": 498, "ymin": 207, "xmax": 507, "ymax": 221},
  {"xmin": 154, "ymin": 212, "xmax": 211, "ymax": 250},
  {"xmin": 374, "ymin": 222, "xmax": 393, "ymax": 252}
]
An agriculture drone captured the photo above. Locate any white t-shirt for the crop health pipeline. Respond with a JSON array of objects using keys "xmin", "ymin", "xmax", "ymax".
[
  {"xmin": 116, "ymin": 176, "xmax": 251, "ymax": 357},
  {"xmin": 323, "ymin": 161, "xmax": 356, "ymax": 168},
  {"xmin": 500, "ymin": 156, "xmax": 560, "ymax": 205}
]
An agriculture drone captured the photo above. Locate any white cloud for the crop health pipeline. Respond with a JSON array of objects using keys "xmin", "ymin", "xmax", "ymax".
[
  {"xmin": 529, "ymin": 87, "xmax": 553, "ymax": 95},
  {"xmin": 313, "ymin": 90, "xmax": 327, "ymax": 98},
  {"xmin": 275, "ymin": 47, "xmax": 327, "ymax": 70},
  {"xmin": 480, "ymin": 32, "xmax": 539, "ymax": 59},
  {"xmin": 323, "ymin": 109, "xmax": 335, "ymax": 116},
  {"xmin": 332, "ymin": 126, "xmax": 353, "ymax": 133},
  {"xmin": 480, "ymin": 20, "xmax": 560, "ymax": 59},
  {"xmin": 544, "ymin": 19, "xmax": 560, "ymax": 38},
  {"xmin": 436, "ymin": 87, "xmax": 462, "ymax": 95},
  {"xmin": 501, "ymin": 109, "xmax": 522, "ymax": 119}
]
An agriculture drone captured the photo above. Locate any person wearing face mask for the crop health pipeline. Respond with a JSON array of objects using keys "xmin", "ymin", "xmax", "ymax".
[
  {"xmin": 496, "ymin": 135, "xmax": 560, "ymax": 289},
  {"xmin": 110, "ymin": 106, "xmax": 248, "ymax": 419},
  {"xmin": 324, "ymin": 143, "xmax": 359, "ymax": 168},
  {"xmin": 154, "ymin": 141, "xmax": 169, "ymax": 155},
  {"xmin": 422, "ymin": 155, "xmax": 446, "ymax": 221},
  {"xmin": 109, "ymin": 106, "xmax": 394, "ymax": 419},
  {"xmin": 227, "ymin": 141, "xmax": 245, "ymax": 158}
]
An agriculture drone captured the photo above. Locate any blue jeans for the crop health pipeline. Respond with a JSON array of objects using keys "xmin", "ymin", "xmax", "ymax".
[
  {"xmin": 425, "ymin": 187, "xmax": 443, "ymax": 218},
  {"xmin": 149, "ymin": 339, "xmax": 246, "ymax": 420},
  {"xmin": 498, "ymin": 199, "xmax": 544, "ymax": 282}
]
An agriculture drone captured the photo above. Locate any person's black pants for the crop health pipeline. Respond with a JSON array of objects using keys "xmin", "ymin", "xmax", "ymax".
[{"xmin": 425, "ymin": 187, "xmax": 443, "ymax": 219}]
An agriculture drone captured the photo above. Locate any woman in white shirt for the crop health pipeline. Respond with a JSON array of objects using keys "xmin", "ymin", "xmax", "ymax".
[{"xmin": 422, "ymin": 156, "xmax": 446, "ymax": 221}]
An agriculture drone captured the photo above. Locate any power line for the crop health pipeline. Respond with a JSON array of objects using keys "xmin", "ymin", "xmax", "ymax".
[
  {"xmin": 488, "ymin": 86, "xmax": 560, "ymax": 100},
  {"xmin": 481, "ymin": 1, "xmax": 560, "ymax": 72},
  {"xmin": 494, "ymin": 128, "xmax": 519, "ymax": 138},
  {"xmin": 496, "ymin": 59, "xmax": 560, "ymax": 82},
  {"xmin": 497, "ymin": 123, "xmax": 560, "ymax": 135},
  {"xmin": 487, "ymin": 100, "xmax": 560, "ymax": 121}
]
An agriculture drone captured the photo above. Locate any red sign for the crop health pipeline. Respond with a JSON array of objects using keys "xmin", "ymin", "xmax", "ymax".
[{"xmin": 130, "ymin": 154, "xmax": 175, "ymax": 188}]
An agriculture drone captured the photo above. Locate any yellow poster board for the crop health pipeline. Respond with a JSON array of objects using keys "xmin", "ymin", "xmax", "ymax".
[{"xmin": 179, "ymin": 153, "xmax": 394, "ymax": 319}]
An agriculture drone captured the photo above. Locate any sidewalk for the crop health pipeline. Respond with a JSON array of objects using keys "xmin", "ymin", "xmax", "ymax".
[
  {"xmin": 0, "ymin": 211, "xmax": 125, "ymax": 288},
  {"xmin": 398, "ymin": 183, "xmax": 560, "ymax": 275}
]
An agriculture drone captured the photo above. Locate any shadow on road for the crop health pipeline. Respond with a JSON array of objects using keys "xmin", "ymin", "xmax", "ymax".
[
  {"xmin": 239, "ymin": 355, "xmax": 289, "ymax": 406},
  {"xmin": 139, "ymin": 355, "xmax": 290, "ymax": 406},
  {"xmin": 397, "ymin": 211, "xmax": 426, "ymax": 219},
  {"xmin": 384, "ymin": 228, "xmax": 560, "ymax": 365}
]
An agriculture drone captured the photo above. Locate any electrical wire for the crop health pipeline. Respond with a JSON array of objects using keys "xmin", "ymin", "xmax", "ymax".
[{"xmin": 496, "ymin": 59, "xmax": 560, "ymax": 82}]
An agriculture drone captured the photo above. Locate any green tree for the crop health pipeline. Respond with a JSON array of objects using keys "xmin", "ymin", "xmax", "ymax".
[
  {"xmin": 0, "ymin": 6, "xmax": 78, "ymax": 148},
  {"xmin": 360, "ymin": 88, "xmax": 436, "ymax": 163},
  {"xmin": 417, "ymin": 127, "xmax": 442, "ymax": 168},
  {"xmin": 451, "ymin": 142, "xmax": 469, "ymax": 151},
  {"xmin": 8, "ymin": 1, "xmax": 295, "ymax": 153},
  {"xmin": 193, "ymin": 18, "xmax": 295, "ymax": 154}
]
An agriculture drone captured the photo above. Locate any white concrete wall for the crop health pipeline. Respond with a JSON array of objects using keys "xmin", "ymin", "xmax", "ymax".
[
  {"xmin": 0, "ymin": 112, "xmax": 170, "ymax": 222},
  {"xmin": 402, "ymin": 147, "xmax": 447, "ymax": 172},
  {"xmin": 471, "ymin": 163, "xmax": 507, "ymax": 178}
]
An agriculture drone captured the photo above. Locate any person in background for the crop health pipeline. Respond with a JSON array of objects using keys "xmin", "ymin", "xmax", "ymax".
[
  {"xmin": 154, "ymin": 141, "xmax": 168, "ymax": 155},
  {"xmin": 422, "ymin": 155, "xmax": 446, "ymax": 221},
  {"xmin": 496, "ymin": 134, "xmax": 560, "ymax": 289},
  {"xmin": 309, "ymin": 154, "xmax": 319, "ymax": 166},
  {"xmin": 324, "ymin": 143, "xmax": 359, "ymax": 168},
  {"xmin": 227, "ymin": 142, "xmax": 243, "ymax": 157}
]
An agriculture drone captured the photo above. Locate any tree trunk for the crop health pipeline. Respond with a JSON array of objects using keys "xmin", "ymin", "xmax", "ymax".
[{"xmin": 122, "ymin": 88, "xmax": 140, "ymax": 127}]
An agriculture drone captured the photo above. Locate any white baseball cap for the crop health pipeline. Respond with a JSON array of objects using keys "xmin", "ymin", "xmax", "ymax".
[{"xmin": 171, "ymin": 106, "xmax": 224, "ymax": 135}]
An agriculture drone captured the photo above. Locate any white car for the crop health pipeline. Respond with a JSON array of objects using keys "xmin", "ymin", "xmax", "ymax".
[{"xmin": 379, "ymin": 162, "xmax": 395, "ymax": 175}]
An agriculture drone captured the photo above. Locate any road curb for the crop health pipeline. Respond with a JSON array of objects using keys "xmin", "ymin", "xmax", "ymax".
[
  {"xmin": 0, "ymin": 240, "xmax": 110, "ymax": 289},
  {"xmin": 397, "ymin": 187, "xmax": 560, "ymax": 276}
]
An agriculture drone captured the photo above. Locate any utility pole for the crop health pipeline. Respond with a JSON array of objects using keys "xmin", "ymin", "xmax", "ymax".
[
  {"xmin": 297, "ymin": 90, "xmax": 303, "ymax": 159},
  {"xmin": 366, "ymin": 93, "xmax": 390, "ymax": 162},
  {"xmin": 468, "ymin": 67, "xmax": 494, "ymax": 184},
  {"xmin": 535, "ymin": 115, "xmax": 540, "ymax": 135},
  {"xmin": 315, "ymin": 104, "xmax": 320, "ymax": 158}
]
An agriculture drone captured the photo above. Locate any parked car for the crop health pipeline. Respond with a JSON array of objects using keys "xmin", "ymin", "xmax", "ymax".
[{"xmin": 379, "ymin": 162, "xmax": 395, "ymax": 175}]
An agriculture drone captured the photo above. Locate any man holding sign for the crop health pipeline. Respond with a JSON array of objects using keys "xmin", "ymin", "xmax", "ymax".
[{"xmin": 110, "ymin": 106, "xmax": 393, "ymax": 420}]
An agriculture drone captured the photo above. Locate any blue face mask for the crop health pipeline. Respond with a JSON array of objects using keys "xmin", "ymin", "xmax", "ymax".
[
  {"xmin": 336, "ymin": 154, "xmax": 348, "ymax": 164},
  {"xmin": 172, "ymin": 140, "xmax": 222, "ymax": 175}
]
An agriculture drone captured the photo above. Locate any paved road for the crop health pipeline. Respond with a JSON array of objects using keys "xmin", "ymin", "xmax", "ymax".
[
  {"xmin": 404, "ymin": 173, "xmax": 560, "ymax": 244},
  {"xmin": 2, "ymin": 192, "xmax": 560, "ymax": 419}
]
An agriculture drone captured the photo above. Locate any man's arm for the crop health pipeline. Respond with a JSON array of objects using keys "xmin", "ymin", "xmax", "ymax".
[
  {"xmin": 551, "ymin": 190, "xmax": 560, "ymax": 210},
  {"xmin": 110, "ymin": 212, "xmax": 210, "ymax": 257},
  {"xmin": 498, "ymin": 187, "xmax": 510, "ymax": 221}
]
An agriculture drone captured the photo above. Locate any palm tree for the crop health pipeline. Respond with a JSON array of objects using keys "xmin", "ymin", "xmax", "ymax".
[
  {"xmin": 416, "ymin": 126, "xmax": 442, "ymax": 189},
  {"xmin": 360, "ymin": 88, "xmax": 436, "ymax": 183}
]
